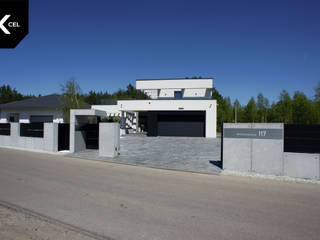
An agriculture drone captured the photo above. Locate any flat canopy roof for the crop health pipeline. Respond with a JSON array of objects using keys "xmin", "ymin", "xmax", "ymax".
[
  {"xmin": 70, "ymin": 109, "xmax": 107, "ymax": 117},
  {"xmin": 136, "ymin": 78, "xmax": 213, "ymax": 81},
  {"xmin": 136, "ymin": 78, "xmax": 213, "ymax": 90}
]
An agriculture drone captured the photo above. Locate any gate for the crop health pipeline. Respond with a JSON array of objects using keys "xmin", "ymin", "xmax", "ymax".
[
  {"xmin": 85, "ymin": 124, "xmax": 99, "ymax": 149},
  {"xmin": 58, "ymin": 123, "xmax": 70, "ymax": 151}
]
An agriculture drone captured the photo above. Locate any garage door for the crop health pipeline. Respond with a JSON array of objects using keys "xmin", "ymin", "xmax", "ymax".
[
  {"xmin": 30, "ymin": 115, "xmax": 53, "ymax": 123},
  {"xmin": 151, "ymin": 111, "xmax": 205, "ymax": 137},
  {"xmin": 158, "ymin": 121, "xmax": 204, "ymax": 137}
]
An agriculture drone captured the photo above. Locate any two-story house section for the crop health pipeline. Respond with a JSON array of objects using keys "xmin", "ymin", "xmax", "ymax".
[
  {"xmin": 136, "ymin": 78, "xmax": 213, "ymax": 99},
  {"xmin": 92, "ymin": 78, "xmax": 217, "ymax": 138}
]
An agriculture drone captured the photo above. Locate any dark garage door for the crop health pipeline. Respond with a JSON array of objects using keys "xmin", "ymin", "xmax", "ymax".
[{"xmin": 148, "ymin": 111, "xmax": 205, "ymax": 137}]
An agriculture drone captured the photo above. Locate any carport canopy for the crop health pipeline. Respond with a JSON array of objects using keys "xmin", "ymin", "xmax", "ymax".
[{"xmin": 70, "ymin": 109, "xmax": 107, "ymax": 123}]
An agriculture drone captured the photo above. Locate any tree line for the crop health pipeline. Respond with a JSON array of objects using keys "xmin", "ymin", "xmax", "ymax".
[
  {"xmin": 1, "ymin": 80, "xmax": 319, "ymax": 127},
  {"xmin": 0, "ymin": 85, "xmax": 34, "ymax": 104},
  {"xmin": 214, "ymin": 81, "xmax": 320, "ymax": 131}
]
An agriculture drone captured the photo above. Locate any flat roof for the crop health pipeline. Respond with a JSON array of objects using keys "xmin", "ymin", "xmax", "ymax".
[
  {"xmin": 136, "ymin": 78, "xmax": 213, "ymax": 81},
  {"xmin": 0, "ymin": 94, "xmax": 91, "ymax": 110}
]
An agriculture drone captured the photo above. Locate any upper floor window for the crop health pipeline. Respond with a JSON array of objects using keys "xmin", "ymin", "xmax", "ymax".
[{"xmin": 174, "ymin": 91, "xmax": 183, "ymax": 99}]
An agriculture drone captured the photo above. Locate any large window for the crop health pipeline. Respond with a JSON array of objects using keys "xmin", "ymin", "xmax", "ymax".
[{"xmin": 174, "ymin": 91, "xmax": 183, "ymax": 99}]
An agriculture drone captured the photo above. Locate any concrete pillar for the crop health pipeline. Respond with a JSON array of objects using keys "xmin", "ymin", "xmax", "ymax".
[
  {"xmin": 10, "ymin": 123, "xmax": 20, "ymax": 147},
  {"xmin": 44, "ymin": 123, "xmax": 58, "ymax": 152},
  {"xmin": 69, "ymin": 110, "xmax": 87, "ymax": 153},
  {"xmin": 205, "ymin": 102, "xmax": 217, "ymax": 138},
  {"xmin": 69, "ymin": 110, "xmax": 76, "ymax": 153},
  {"xmin": 99, "ymin": 123, "xmax": 120, "ymax": 157},
  {"xmin": 134, "ymin": 112, "xmax": 139, "ymax": 133},
  {"xmin": 120, "ymin": 111, "xmax": 126, "ymax": 136}
]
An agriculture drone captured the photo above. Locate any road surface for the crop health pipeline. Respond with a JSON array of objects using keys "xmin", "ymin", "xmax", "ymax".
[{"xmin": 0, "ymin": 147, "xmax": 319, "ymax": 240}]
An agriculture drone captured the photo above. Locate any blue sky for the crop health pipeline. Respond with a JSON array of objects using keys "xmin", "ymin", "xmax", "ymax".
[{"xmin": 1, "ymin": 0, "xmax": 319, "ymax": 104}]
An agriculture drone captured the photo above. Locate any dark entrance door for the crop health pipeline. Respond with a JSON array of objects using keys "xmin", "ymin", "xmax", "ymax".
[
  {"xmin": 147, "ymin": 111, "xmax": 205, "ymax": 137},
  {"xmin": 58, "ymin": 123, "xmax": 70, "ymax": 151},
  {"xmin": 85, "ymin": 124, "xmax": 99, "ymax": 149}
]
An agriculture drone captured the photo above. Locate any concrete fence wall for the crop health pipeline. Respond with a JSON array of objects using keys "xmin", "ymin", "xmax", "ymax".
[
  {"xmin": 0, "ymin": 123, "xmax": 58, "ymax": 152},
  {"xmin": 223, "ymin": 123, "xmax": 320, "ymax": 180}
]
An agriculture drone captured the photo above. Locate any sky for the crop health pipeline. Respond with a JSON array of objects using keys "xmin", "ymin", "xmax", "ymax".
[{"xmin": 0, "ymin": 0, "xmax": 319, "ymax": 104}]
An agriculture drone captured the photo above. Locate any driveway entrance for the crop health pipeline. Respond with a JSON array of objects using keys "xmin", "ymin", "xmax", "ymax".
[{"xmin": 70, "ymin": 134, "xmax": 222, "ymax": 174}]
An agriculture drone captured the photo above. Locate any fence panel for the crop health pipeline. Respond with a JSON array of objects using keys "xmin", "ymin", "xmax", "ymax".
[
  {"xmin": 284, "ymin": 124, "xmax": 320, "ymax": 153},
  {"xmin": 58, "ymin": 123, "xmax": 70, "ymax": 151},
  {"xmin": 20, "ymin": 123, "xmax": 44, "ymax": 138},
  {"xmin": 0, "ymin": 123, "xmax": 10, "ymax": 136}
]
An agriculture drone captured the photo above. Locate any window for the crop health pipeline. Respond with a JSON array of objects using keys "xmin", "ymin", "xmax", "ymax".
[
  {"xmin": 174, "ymin": 91, "xmax": 183, "ymax": 99},
  {"xmin": 7, "ymin": 113, "xmax": 19, "ymax": 122},
  {"xmin": 30, "ymin": 115, "xmax": 53, "ymax": 123}
]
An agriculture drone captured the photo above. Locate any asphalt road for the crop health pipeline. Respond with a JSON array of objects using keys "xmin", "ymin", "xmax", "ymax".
[{"xmin": 0, "ymin": 147, "xmax": 319, "ymax": 240}]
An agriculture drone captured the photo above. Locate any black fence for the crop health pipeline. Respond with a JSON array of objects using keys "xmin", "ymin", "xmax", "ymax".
[
  {"xmin": 20, "ymin": 123, "xmax": 44, "ymax": 138},
  {"xmin": 0, "ymin": 123, "xmax": 10, "ymax": 136},
  {"xmin": 58, "ymin": 123, "xmax": 70, "ymax": 151},
  {"xmin": 84, "ymin": 124, "xmax": 99, "ymax": 149},
  {"xmin": 284, "ymin": 124, "xmax": 320, "ymax": 153}
]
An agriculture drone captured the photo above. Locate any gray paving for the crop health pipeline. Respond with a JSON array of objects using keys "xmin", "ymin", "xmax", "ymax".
[
  {"xmin": 1, "ymin": 147, "xmax": 320, "ymax": 240},
  {"xmin": 69, "ymin": 134, "xmax": 222, "ymax": 174}
]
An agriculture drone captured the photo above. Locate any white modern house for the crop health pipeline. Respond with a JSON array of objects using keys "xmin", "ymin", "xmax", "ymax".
[
  {"xmin": 90, "ymin": 78, "xmax": 217, "ymax": 138},
  {"xmin": 69, "ymin": 77, "xmax": 216, "ymax": 154}
]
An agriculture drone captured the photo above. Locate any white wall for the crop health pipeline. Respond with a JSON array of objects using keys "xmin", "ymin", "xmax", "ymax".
[
  {"xmin": 118, "ymin": 99, "xmax": 217, "ymax": 138},
  {"xmin": 143, "ymin": 89, "xmax": 158, "ymax": 99},
  {"xmin": 136, "ymin": 79, "xmax": 213, "ymax": 89},
  {"xmin": 91, "ymin": 105, "xmax": 121, "ymax": 116},
  {"xmin": 0, "ymin": 109, "xmax": 64, "ymax": 123},
  {"xmin": 92, "ymin": 100, "xmax": 217, "ymax": 138},
  {"xmin": 136, "ymin": 79, "xmax": 213, "ymax": 99},
  {"xmin": 158, "ymin": 88, "xmax": 182, "ymax": 98},
  {"xmin": 183, "ymin": 88, "xmax": 207, "ymax": 98}
]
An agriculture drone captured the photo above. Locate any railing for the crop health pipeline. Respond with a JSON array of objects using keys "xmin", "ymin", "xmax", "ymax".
[
  {"xmin": 20, "ymin": 123, "xmax": 44, "ymax": 138},
  {"xmin": 0, "ymin": 123, "xmax": 10, "ymax": 136}
]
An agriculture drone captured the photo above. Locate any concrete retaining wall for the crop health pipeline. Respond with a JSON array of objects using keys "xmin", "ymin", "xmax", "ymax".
[
  {"xmin": 223, "ymin": 123, "xmax": 320, "ymax": 180},
  {"xmin": 0, "ymin": 123, "xmax": 58, "ymax": 152},
  {"xmin": 284, "ymin": 153, "xmax": 320, "ymax": 180}
]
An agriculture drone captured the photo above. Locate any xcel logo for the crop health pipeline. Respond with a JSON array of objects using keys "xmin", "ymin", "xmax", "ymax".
[{"xmin": 0, "ymin": 15, "xmax": 21, "ymax": 34}]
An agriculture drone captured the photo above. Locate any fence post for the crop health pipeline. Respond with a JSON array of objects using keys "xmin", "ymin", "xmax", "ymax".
[{"xmin": 221, "ymin": 122, "xmax": 223, "ymax": 168}]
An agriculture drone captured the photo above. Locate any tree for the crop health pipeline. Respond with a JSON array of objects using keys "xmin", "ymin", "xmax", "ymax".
[
  {"xmin": 0, "ymin": 85, "xmax": 33, "ymax": 104},
  {"xmin": 244, "ymin": 97, "xmax": 258, "ymax": 122},
  {"xmin": 315, "ymin": 81, "xmax": 320, "ymax": 102},
  {"xmin": 212, "ymin": 87, "xmax": 225, "ymax": 130},
  {"xmin": 276, "ymin": 90, "xmax": 293, "ymax": 123},
  {"xmin": 83, "ymin": 90, "xmax": 111, "ymax": 105},
  {"xmin": 60, "ymin": 78, "xmax": 86, "ymax": 122},
  {"xmin": 292, "ymin": 91, "xmax": 313, "ymax": 124},
  {"xmin": 112, "ymin": 84, "xmax": 149, "ymax": 100},
  {"xmin": 233, "ymin": 99, "xmax": 244, "ymax": 122},
  {"xmin": 257, "ymin": 93, "xmax": 269, "ymax": 122}
]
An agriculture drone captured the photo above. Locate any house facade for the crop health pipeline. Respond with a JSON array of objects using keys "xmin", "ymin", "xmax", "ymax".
[
  {"xmin": 91, "ymin": 78, "xmax": 217, "ymax": 138},
  {"xmin": 0, "ymin": 94, "xmax": 65, "ymax": 123}
]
